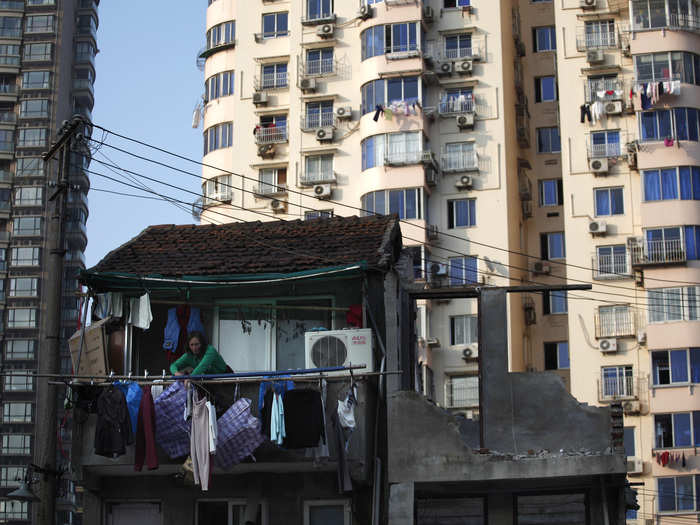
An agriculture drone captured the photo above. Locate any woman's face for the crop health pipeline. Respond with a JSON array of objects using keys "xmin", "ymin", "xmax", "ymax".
[{"xmin": 189, "ymin": 337, "xmax": 203, "ymax": 355}]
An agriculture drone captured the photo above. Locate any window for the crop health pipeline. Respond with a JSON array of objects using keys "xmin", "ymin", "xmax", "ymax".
[
  {"xmin": 305, "ymin": 210, "xmax": 333, "ymax": 220},
  {"xmin": 541, "ymin": 232, "xmax": 565, "ymax": 260},
  {"xmin": 14, "ymin": 186, "xmax": 42, "ymax": 206},
  {"xmin": 259, "ymin": 167, "xmax": 287, "ymax": 194},
  {"xmin": 649, "ymin": 286, "xmax": 700, "ymax": 323},
  {"xmin": 640, "ymin": 108, "xmax": 699, "ymax": 142},
  {"xmin": 586, "ymin": 74, "xmax": 619, "ymax": 102},
  {"xmin": 623, "ymin": 427, "xmax": 635, "ymax": 456},
  {"xmin": 260, "ymin": 63, "xmax": 288, "ymax": 89},
  {"xmin": 25, "ymin": 14, "xmax": 54, "ymax": 33},
  {"xmin": 12, "ymin": 216, "xmax": 41, "ymax": 236},
  {"xmin": 595, "ymin": 245, "xmax": 628, "ymax": 278},
  {"xmin": 5, "ymin": 340, "xmax": 35, "ymax": 361},
  {"xmin": 3, "ymin": 371, "xmax": 32, "ymax": 392},
  {"xmin": 444, "ymin": 33, "xmax": 473, "ymax": 59},
  {"xmin": 23, "ymin": 42, "xmax": 51, "ymax": 61},
  {"xmin": 417, "ymin": 498, "xmax": 485, "ymax": 525},
  {"xmin": 643, "ymin": 225, "xmax": 700, "ymax": 261},
  {"xmin": 601, "ymin": 365, "xmax": 633, "ymax": 397},
  {"xmin": 361, "ymin": 132, "xmax": 423, "ymax": 170},
  {"xmin": 361, "ymin": 188, "xmax": 423, "ymax": 219},
  {"xmin": 304, "ymin": 100, "xmax": 334, "ymax": 128},
  {"xmin": 19, "ymin": 99, "xmax": 49, "ymax": 119},
  {"xmin": 517, "ymin": 494, "xmax": 584, "ymax": 524},
  {"xmin": 304, "ymin": 500, "xmax": 350, "ymax": 525},
  {"xmin": 644, "ymin": 167, "xmax": 700, "ymax": 201},
  {"xmin": 439, "ymin": 88, "xmax": 474, "ymax": 114},
  {"xmin": 9, "ymin": 278, "xmax": 37, "ymax": 298},
  {"xmin": 361, "ymin": 77, "xmax": 419, "ymax": 114},
  {"xmin": 262, "ymin": 12, "xmax": 288, "ymax": 39},
  {"xmin": 202, "ymin": 175, "xmax": 232, "ymax": 205},
  {"xmin": 306, "ymin": 48, "xmax": 334, "ymax": 75},
  {"xmin": 7, "ymin": 309, "xmax": 37, "ymax": 329},
  {"xmin": 446, "ymin": 375, "xmax": 479, "ymax": 407},
  {"xmin": 543, "ymin": 291, "xmax": 568, "ymax": 314},
  {"xmin": 361, "ymin": 26, "xmax": 385, "ymax": 60},
  {"xmin": 2, "ymin": 403, "xmax": 31, "ymax": 423},
  {"xmin": 658, "ymin": 476, "xmax": 700, "ymax": 513},
  {"xmin": 590, "ymin": 130, "xmax": 620, "ymax": 157},
  {"xmin": 0, "ymin": 44, "xmax": 19, "ymax": 66},
  {"xmin": 197, "ymin": 500, "xmax": 268, "ymax": 524},
  {"xmin": 444, "ymin": 0, "xmax": 471, "ymax": 7},
  {"xmin": 538, "ymin": 179, "xmax": 563, "ymax": 207},
  {"xmin": 652, "ymin": 348, "xmax": 700, "ymax": 385},
  {"xmin": 447, "ymin": 199, "xmax": 476, "ymax": 228},
  {"xmin": 0, "ymin": 17, "xmax": 20, "ymax": 38},
  {"xmin": 75, "ymin": 42, "xmax": 95, "ymax": 62},
  {"xmin": 655, "ymin": 411, "xmax": 700, "ymax": 448},
  {"xmin": 10, "ymin": 247, "xmax": 39, "ymax": 267},
  {"xmin": 16, "ymin": 158, "xmax": 44, "ymax": 177},
  {"xmin": 533, "ymin": 26, "xmax": 556, "ymax": 52},
  {"xmin": 306, "ymin": 0, "xmax": 333, "ymax": 21},
  {"xmin": 205, "ymin": 70, "xmax": 234, "ymax": 102},
  {"xmin": 385, "ymin": 22, "xmax": 418, "ymax": 55},
  {"xmin": 544, "ymin": 341, "xmax": 569, "ymax": 369},
  {"xmin": 450, "ymin": 314, "xmax": 478, "ymax": 345},
  {"xmin": 535, "ymin": 76, "xmax": 557, "ymax": 102},
  {"xmin": 597, "ymin": 305, "xmax": 634, "ymax": 337},
  {"xmin": 583, "ymin": 20, "xmax": 616, "ymax": 49},
  {"xmin": 0, "ymin": 501, "xmax": 28, "ymax": 521},
  {"xmin": 207, "ymin": 21, "xmax": 235, "ymax": 49},
  {"xmin": 536, "ymin": 127, "xmax": 561, "ymax": 153},
  {"xmin": 635, "ymin": 52, "xmax": 700, "ymax": 84},
  {"xmin": 304, "ymin": 154, "xmax": 333, "ymax": 183},
  {"xmin": 594, "ymin": 187, "xmax": 624, "ymax": 216},
  {"xmin": 17, "ymin": 128, "xmax": 47, "ymax": 148},
  {"xmin": 0, "ymin": 466, "xmax": 25, "ymax": 488},
  {"xmin": 443, "ymin": 142, "xmax": 476, "ymax": 171},
  {"xmin": 203, "ymin": 122, "xmax": 232, "ymax": 155},
  {"xmin": 1, "ymin": 434, "xmax": 31, "ymax": 455},
  {"xmin": 449, "ymin": 256, "xmax": 478, "ymax": 285}
]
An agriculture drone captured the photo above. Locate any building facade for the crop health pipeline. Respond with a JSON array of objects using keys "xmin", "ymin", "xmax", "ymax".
[{"xmin": 0, "ymin": 0, "xmax": 98, "ymax": 523}]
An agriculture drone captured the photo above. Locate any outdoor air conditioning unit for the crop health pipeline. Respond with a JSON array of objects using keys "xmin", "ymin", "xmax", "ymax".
[
  {"xmin": 587, "ymin": 49, "xmax": 605, "ymax": 64},
  {"xmin": 456, "ymin": 113, "xmax": 475, "ymax": 130},
  {"xmin": 300, "ymin": 77, "xmax": 317, "ymax": 92},
  {"xmin": 316, "ymin": 126, "xmax": 334, "ymax": 142},
  {"xmin": 599, "ymin": 337, "xmax": 618, "ymax": 353},
  {"xmin": 270, "ymin": 199, "xmax": 287, "ymax": 212},
  {"xmin": 425, "ymin": 166, "xmax": 438, "ymax": 186},
  {"xmin": 589, "ymin": 158, "xmax": 609, "ymax": 174},
  {"xmin": 604, "ymin": 101, "xmax": 623, "ymax": 115},
  {"xmin": 580, "ymin": 0, "xmax": 597, "ymax": 7},
  {"xmin": 588, "ymin": 220, "xmax": 607, "ymax": 235},
  {"xmin": 305, "ymin": 328, "xmax": 374, "ymax": 375},
  {"xmin": 252, "ymin": 92, "xmax": 268, "ymax": 106},
  {"xmin": 461, "ymin": 343, "xmax": 478, "ymax": 360},
  {"xmin": 317, "ymin": 23, "xmax": 335, "ymax": 38},
  {"xmin": 358, "ymin": 4, "xmax": 373, "ymax": 19},
  {"xmin": 531, "ymin": 261, "xmax": 551, "ymax": 275},
  {"xmin": 627, "ymin": 236, "xmax": 643, "ymax": 247},
  {"xmin": 637, "ymin": 330, "xmax": 647, "ymax": 344},
  {"xmin": 430, "ymin": 262, "xmax": 448, "ymax": 276},
  {"xmin": 423, "ymin": 6, "xmax": 435, "ymax": 22},
  {"xmin": 437, "ymin": 62, "xmax": 453, "ymax": 76},
  {"xmin": 257, "ymin": 144, "xmax": 275, "ymax": 158},
  {"xmin": 627, "ymin": 152, "xmax": 637, "ymax": 169},
  {"xmin": 313, "ymin": 184, "xmax": 332, "ymax": 199},
  {"xmin": 457, "ymin": 59, "xmax": 473, "ymax": 75},
  {"xmin": 627, "ymin": 457, "xmax": 644, "ymax": 475},
  {"xmin": 455, "ymin": 175, "xmax": 473, "ymax": 190},
  {"xmin": 427, "ymin": 224, "xmax": 439, "ymax": 240},
  {"xmin": 622, "ymin": 400, "xmax": 641, "ymax": 415},
  {"xmin": 335, "ymin": 106, "xmax": 352, "ymax": 119}
]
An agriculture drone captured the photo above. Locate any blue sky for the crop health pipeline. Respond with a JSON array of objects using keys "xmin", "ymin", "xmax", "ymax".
[{"xmin": 85, "ymin": 2, "xmax": 205, "ymax": 267}]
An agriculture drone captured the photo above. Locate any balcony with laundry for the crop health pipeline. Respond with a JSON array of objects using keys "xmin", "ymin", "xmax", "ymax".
[{"xmin": 629, "ymin": 227, "xmax": 690, "ymax": 266}]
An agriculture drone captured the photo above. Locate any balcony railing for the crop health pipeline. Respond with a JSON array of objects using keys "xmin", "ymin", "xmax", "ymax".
[
  {"xmin": 301, "ymin": 58, "xmax": 337, "ymax": 77},
  {"xmin": 0, "ymin": 1, "xmax": 24, "ymax": 9},
  {"xmin": 300, "ymin": 171, "xmax": 336, "ymax": 185},
  {"xmin": 594, "ymin": 309, "xmax": 637, "ymax": 338},
  {"xmin": 254, "ymin": 72, "xmax": 289, "ymax": 91},
  {"xmin": 592, "ymin": 253, "xmax": 631, "ymax": 280},
  {"xmin": 575, "ymin": 29, "xmax": 618, "ymax": 51},
  {"xmin": 257, "ymin": 182, "xmax": 287, "ymax": 195},
  {"xmin": 0, "ymin": 28, "xmax": 20, "ymax": 38},
  {"xmin": 198, "ymin": 40, "xmax": 237, "ymax": 60},
  {"xmin": 0, "ymin": 84, "xmax": 16, "ymax": 95},
  {"xmin": 384, "ymin": 149, "xmax": 436, "ymax": 167},
  {"xmin": 0, "ymin": 141, "xmax": 14, "ymax": 153},
  {"xmin": 0, "ymin": 55, "xmax": 20, "ymax": 66},
  {"xmin": 254, "ymin": 126, "xmax": 288, "ymax": 145},
  {"xmin": 300, "ymin": 112, "xmax": 335, "ymax": 131},
  {"xmin": 438, "ymin": 97, "xmax": 474, "ymax": 115},
  {"xmin": 441, "ymin": 45, "xmax": 483, "ymax": 61},
  {"xmin": 585, "ymin": 79, "xmax": 624, "ymax": 103},
  {"xmin": 0, "ymin": 111, "xmax": 16, "ymax": 124},
  {"xmin": 441, "ymin": 151, "xmax": 478, "ymax": 173},
  {"xmin": 0, "ymin": 170, "xmax": 11, "ymax": 183},
  {"xmin": 631, "ymin": 13, "xmax": 700, "ymax": 32},
  {"xmin": 72, "ymin": 78, "xmax": 94, "ymax": 93},
  {"xmin": 630, "ymin": 238, "xmax": 686, "ymax": 266},
  {"xmin": 597, "ymin": 375, "xmax": 638, "ymax": 402},
  {"xmin": 589, "ymin": 141, "xmax": 621, "ymax": 158},
  {"xmin": 444, "ymin": 380, "xmax": 479, "ymax": 409},
  {"xmin": 385, "ymin": 45, "xmax": 421, "ymax": 60},
  {"xmin": 300, "ymin": 12, "xmax": 336, "ymax": 25},
  {"xmin": 74, "ymin": 52, "xmax": 95, "ymax": 66}
]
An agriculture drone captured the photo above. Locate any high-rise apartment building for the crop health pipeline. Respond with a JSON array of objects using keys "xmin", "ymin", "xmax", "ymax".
[
  {"xmin": 198, "ymin": 0, "xmax": 699, "ymax": 522},
  {"xmin": 0, "ymin": 0, "xmax": 97, "ymax": 523}
]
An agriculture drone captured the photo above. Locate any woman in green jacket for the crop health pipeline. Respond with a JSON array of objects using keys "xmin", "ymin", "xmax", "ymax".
[{"xmin": 170, "ymin": 331, "xmax": 229, "ymax": 376}]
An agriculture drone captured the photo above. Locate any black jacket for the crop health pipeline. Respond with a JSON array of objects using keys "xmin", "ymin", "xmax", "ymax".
[{"xmin": 94, "ymin": 387, "xmax": 133, "ymax": 458}]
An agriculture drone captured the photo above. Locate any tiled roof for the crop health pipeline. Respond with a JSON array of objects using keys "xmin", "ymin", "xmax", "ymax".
[{"xmin": 89, "ymin": 215, "xmax": 401, "ymax": 277}]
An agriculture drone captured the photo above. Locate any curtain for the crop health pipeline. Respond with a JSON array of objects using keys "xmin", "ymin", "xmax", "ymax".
[
  {"xmin": 685, "ymin": 226, "xmax": 697, "ymax": 259},
  {"xmin": 679, "ymin": 167, "xmax": 692, "ymax": 199},
  {"xmin": 670, "ymin": 349, "xmax": 689, "ymax": 382},
  {"xmin": 596, "ymin": 190, "xmax": 610, "ymax": 215},
  {"xmin": 661, "ymin": 168, "xmax": 679, "ymax": 199},
  {"xmin": 672, "ymin": 413, "xmax": 691, "ymax": 447},
  {"xmin": 644, "ymin": 170, "xmax": 661, "ymax": 200}
]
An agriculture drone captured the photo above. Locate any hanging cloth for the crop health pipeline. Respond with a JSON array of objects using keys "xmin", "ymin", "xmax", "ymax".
[
  {"xmin": 191, "ymin": 390, "xmax": 211, "ymax": 491},
  {"xmin": 134, "ymin": 386, "xmax": 158, "ymax": 471},
  {"xmin": 129, "ymin": 294, "xmax": 153, "ymax": 330}
]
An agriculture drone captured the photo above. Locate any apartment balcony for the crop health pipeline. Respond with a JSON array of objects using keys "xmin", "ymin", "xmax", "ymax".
[
  {"xmin": 0, "ymin": 140, "xmax": 14, "ymax": 156},
  {"xmin": 203, "ymin": 191, "xmax": 232, "ymax": 208},
  {"xmin": 0, "ymin": 54, "xmax": 20, "ymax": 67},
  {"xmin": 300, "ymin": 12, "xmax": 336, "ymax": 26},
  {"xmin": 0, "ymin": 111, "xmax": 16, "ymax": 126},
  {"xmin": 0, "ymin": 27, "xmax": 20, "ymax": 39},
  {"xmin": 439, "ymin": 44, "xmax": 483, "ymax": 62},
  {"xmin": 0, "ymin": 1, "xmax": 24, "ymax": 10},
  {"xmin": 198, "ymin": 40, "xmax": 236, "ymax": 61},
  {"xmin": 254, "ymin": 72, "xmax": 289, "ymax": 91},
  {"xmin": 384, "ymin": 149, "xmax": 437, "ymax": 168},
  {"xmin": 634, "ymin": 72, "xmax": 681, "ymax": 85},
  {"xmin": 300, "ymin": 58, "xmax": 337, "ymax": 78},
  {"xmin": 584, "ymin": 79, "xmax": 624, "ymax": 104},
  {"xmin": 630, "ymin": 238, "xmax": 686, "ymax": 266},
  {"xmin": 300, "ymin": 112, "xmax": 335, "ymax": 131},
  {"xmin": 440, "ymin": 151, "xmax": 478, "ymax": 173},
  {"xmin": 256, "ymin": 182, "xmax": 288, "ymax": 196},
  {"xmin": 444, "ymin": 379, "xmax": 479, "ymax": 409},
  {"xmin": 0, "ymin": 84, "xmax": 17, "ymax": 101},
  {"xmin": 588, "ymin": 141, "xmax": 622, "ymax": 159},
  {"xmin": 597, "ymin": 376, "xmax": 639, "ymax": 403},
  {"xmin": 75, "ymin": 23, "xmax": 97, "ymax": 40},
  {"xmin": 72, "ymin": 78, "xmax": 94, "ymax": 97},
  {"xmin": 254, "ymin": 126, "xmax": 288, "ymax": 145},
  {"xmin": 594, "ymin": 308, "xmax": 638, "ymax": 338},
  {"xmin": 300, "ymin": 171, "xmax": 336, "ymax": 186},
  {"xmin": 74, "ymin": 52, "xmax": 95, "ymax": 67},
  {"xmin": 65, "ymin": 221, "xmax": 87, "ymax": 250},
  {"xmin": 67, "ymin": 190, "xmax": 89, "ymax": 212},
  {"xmin": 575, "ymin": 29, "xmax": 619, "ymax": 52},
  {"xmin": 16, "ymin": 138, "xmax": 47, "ymax": 149},
  {"xmin": 64, "ymin": 250, "xmax": 86, "ymax": 268},
  {"xmin": 385, "ymin": 45, "xmax": 422, "ymax": 61},
  {"xmin": 438, "ymin": 97, "xmax": 475, "ymax": 116},
  {"xmin": 0, "ymin": 170, "xmax": 11, "ymax": 184},
  {"xmin": 631, "ymin": 12, "xmax": 700, "ymax": 32},
  {"xmin": 591, "ymin": 253, "xmax": 632, "ymax": 280},
  {"xmin": 0, "ymin": 200, "xmax": 9, "ymax": 217}
]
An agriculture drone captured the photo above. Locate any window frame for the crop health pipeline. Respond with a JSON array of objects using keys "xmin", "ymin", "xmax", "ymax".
[
  {"xmin": 2, "ymin": 402, "xmax": 32, "ymax": 423},
  {"xmin": 536, "ymin": 126, "xmax": 561, "ymax": 153},
  {"xmin": 535, "ymin": 76, "xmax": 557, "ymax": 103},
  {"xmin": 361, "ymin": 187, "xmax": 423, "ymax": 219},
  {"xmin": 533, "ymin": 26, "xmax": 556, "ymax": 52},
  {"xmin": 449, "ymin": 314, "xmax": 478, "ymax": 346},
  {"xmin": 654, "ymin": 411, "xmax": 700, "ymax": 449},
  {"xmin": 544, "ymin": 341, "xmax": 570, "ymax": 370},
  {"xmin": 542, "ymin": 231, "xmax": 566, "ymax": 260},
  {"xmin": 4, "ymin": 340, "xmax": 35, "ymax": 361},
  {"xmin": 261, "ymin": 12, "xmax": 288, "ymax": 39},
  {"xmin": 543, "ymin": 290, "xmax": 568, "ymax": 315},
  {"xmin": 203, "ymin": 122, "xmax": 233, "ymax": 155},
  {"xmin": 3, "ymin": 371, "xmax": 33, "ymax": 392},
  {"xmin": 304, "ymin": 154, "xmax": 334, "ymax": 183},
  {"xmin": 448, "ymin": 255, "xmax": 478, "ymax": 286},
  {"xmin": 303, "ymin": 499, "xmax": 351, "ymax": 525},
  {"xmin": 648, "ymin": 286, "xmax": 700, "ymax": 323},
  {"xmin": 594, "ymin": 186, "xmax": 624, "ymax": 216},
  {"xmin": 657, "ymin": 475, "xmax": 700, "ymax": 513},
  {"xmin": 447, "ymin": 198, "xmax": 476, "ymax": 229},
  {"xmin": 643, "ymin": 166, "xmax": 700, "ymax": 201},
  {"xmin": 1, "ymin": 434, "xmax": 31, "ymax": 455},
  {"xmin": 652, "ymin": 348, "xmax": 700, "ymax": 385},
  {"xmin": 538, "ymin": 179, "xmax": 563, "ymax": 207}
]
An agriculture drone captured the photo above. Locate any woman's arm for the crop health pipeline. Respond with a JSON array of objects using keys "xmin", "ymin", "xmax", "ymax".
[
  {"xmin": 169, "ymin": 353, "xmax": 193, "ymax": 375},
  {"xmin": 190, "ymin": 346, "xmax": 219, "ymax": 376}
]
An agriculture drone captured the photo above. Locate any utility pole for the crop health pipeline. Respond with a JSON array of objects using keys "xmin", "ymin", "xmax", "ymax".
[{"xmin": 34, "ymin": 116, "xmax": 85, "ymax": 525}]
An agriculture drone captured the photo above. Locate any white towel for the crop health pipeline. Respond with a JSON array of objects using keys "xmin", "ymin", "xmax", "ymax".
[
  {"xmin": 206, "ymin": 401, "xmax": 217, "ymax": 453},
  {"xmin": 128, "ymin": 293, "xmax": 152, "ymax": 329}
]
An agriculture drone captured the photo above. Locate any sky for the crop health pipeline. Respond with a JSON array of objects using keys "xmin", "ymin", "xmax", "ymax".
[{"xmin": 85, "ymin": 2, "xmax": 206, "ymax": 267}]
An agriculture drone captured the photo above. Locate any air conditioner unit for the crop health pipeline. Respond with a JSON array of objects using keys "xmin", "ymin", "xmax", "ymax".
[
  {"xmin": 427, "ymin": 224, "xmax": 439, "ymax": 240},
  {"xmin": 305, "ymin": 328, "xmax": 374, "ymax": 375},
  {"xmin": 627, "ymin": 457, "xmax": 644, "ymax": 475},
  {"xmin": 317, "ymin": 23, "xmax": 335, "ymax": 38},
  {"xmin": 626, "ymin": 236, "xmax": 643, "ymax": 247},
  {"xmin": 587, "ymin": 49, "xmax": 605, "ymax": 64},
  {"xmin": 627, "ymin": 152, "xmax": 637, "ymax": 169},
  {"xmin": 257, "ymin": 144, "xmax": 275, "ymax": 158},
  {"xmin": 457, "ymin": 59, "xmax": 473, "ymax": 75},
  {"xmin": 622, "ymin": 400, "xmax": 641, "ymax": 415},
  {"xmin": 588, "ymin": 220, "xmax": 607, "ymax": 235},
  {"xmin": 210, "ymin": 192, "xmax": 232, "ymax": 203},
  {"xmin": 455, "ymin": 175, "xmax": 473, "ymax": 190},
  {"xmin": 580, "ymin": 0, "xmax": 597, "ymax": 7},
  {"xmin": 358, "ymin": 4, "xmax": 373, "ymax": 19},
  {"xmin": 437, "ymin": 62, "xmax": 453, "ymax": 76},
  {"xmin": 522, "ymin": 200, "xmax": 533, "ymax": 219},
  {"xmin": 589, "ymin": 158, "xmax": 609, "ymax": 174},
  {"xmin": 604, "ymin": 101, "xmax": 623, "ymax": 115},
  {"xmin": 637, "ymin": 330, "xmax": 647, "ymax": 344},
  {"xmin": 270, "ymin": 199, "xmax": 287, "ymax": 212},
  {"xmin": 425, "ymin": 166, "xmax": 438, "ymax": 186},
  {"xmin": 430, "ymin": 262, "xmax": 448, "ymax": 276},
  {"xmin": 456, "ymin": 113, "xmax": 475, "ymax": 130},
  {"xmin": 599, "ymin": 337, "xmax": 618, "ymax": 353},
  {"xmin": 423, "ymin": 6, "xmax": 435, "ymax": 22},
  {"xmin": 531, "ymin": 261, "xmax": 551, "ymax": 275},
  {"xmin": 252, "ymin": 92, "xmax": 268, "ymax": 106},
  {"xmin": 300, "ymin": 77, "xmax": 317, "ymax": 92},
  {"xmin": 524, "ymin": 305, "xmax": 536, "ymax": 325},
  {"xmin": 316, "ymin": 126, "xmax": 334, "ymax": 142},
  {"xmin": 335, "ymin": 106, "xmax": 352, "ymax": 119},
  {"xmin": 461, "ymin": 343, "xmax": 478, "ymax": 359},
  {"xmin": 313, "ymin": 184, "xmax": 332, "ymax": 199}
]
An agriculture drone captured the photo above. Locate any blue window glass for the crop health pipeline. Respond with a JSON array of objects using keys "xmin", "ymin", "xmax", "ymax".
[
  {"xmin": 658, "ymin": 109, "xmax": 672, "ymax": 138},
  {"xmin": 539, "ymin": 179, "xmax": 560, "ymax": 206},
  {"xmin": 534, "ymin": 26, "xmax": 556, "ymax": 52},
  {"xmin": 694, "ymin": 411, "xmax": 700, "ymax": 445},
  {"xmin": 546, "ymin": 232, "xmax": 565, "ymax": 259},
  {"xmin": 658, "ymin": 478, "xmax": 675, "ymax": 512},
  {"xmin": 549, "ymin": 291, "xmax": 568, "ymax": 314},
  {"xmin": 307, "ymin": 0, "xmax": 332, "ymax": 20},
  {"xmin": 680, "ymin": 167, "xmax": 692, "ymax": 199},
  {"xmin": 405, "ymin": 189, "xmax": 417, "ymax": 218},
  {"xmin": 557, "ymin": 342, "xmax": 569, "ymax": 369},
  {"xmin": 361, "ymin": 26, "xmax": 385, "ymax": 60},
  {"xmin": 640, "ymin": 111, "xmax": 658, "ymax": 140},
  {"xmin": 449, "ymin": 256, "xmax": 478, "ymax": 285},
  {"xmin": 374, "ymin": 190, "xmax": 385, "ymax": 215},
  {"xmin": 594, "ymin": 187, "xmax": 624, "ymax": 216},
  {"xmin": 445, "ymin": 34, "xmax": 471, "ymax": 59},
  {"xmin": 675, "ymin": 107, "xmax": 688, "ymax": 140},
  {"xmin": 691, "ymin": 348, "xmax": 700, "ymax": 384},
  {"xmin": 644, "ymin": 169, "xmax": 662, "ymax": 200},
  {"xmin": 623, "ymin": 427, "xmax": 635, "ymax": 456},
  {"xmin": 688, "ymin": 108, "xmax": 699, "ymax": 141},
  {"xmin": 389, "ymin": 189, "xmax": 404, "ymax": 217},
  {"xmin": 660, "ymin": 169, "xmax": 679, "ymax": 199},
  {"xmin": 670, "ymin": 349, "xmax": 690, "ymax": 383},
  {"xmin": 403, "ymin": 77, "xmax": 418, "ymax": 101},
  {"xmin": 536, "ymin": 76, "xmax": 556, "ymax": 102},
  {"xmin": 448, "ymin": 199, "xmax": 476, "ymax": 228},
  {"xmin": 387, "ymin": 78, "xmax": 402, "ymax": 104},
  {"xmin": 673, "ymin": 413, "xmax": 691, "ymax": 446},
  {"xmin": 537, "ymin": 127, "xmax": 561, "ymax": 153}
]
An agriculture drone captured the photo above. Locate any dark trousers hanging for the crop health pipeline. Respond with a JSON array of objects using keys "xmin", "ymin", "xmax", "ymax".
[{"xmin": 580, "ymin": 104, "xmax": 592, "ymax": 123}]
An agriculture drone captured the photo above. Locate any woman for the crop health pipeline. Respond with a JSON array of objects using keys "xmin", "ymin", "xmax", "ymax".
[{"xmin": 170, "ymin": 331, "xmax": 229, "ymax": 377}]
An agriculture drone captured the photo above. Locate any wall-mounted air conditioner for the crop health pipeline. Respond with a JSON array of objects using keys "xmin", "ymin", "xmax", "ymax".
[
  {"xmin": 622, "ymin": 400, "xmax": 641, "ymax": 415},
  {"xmin": 316, "ymin": 126, "xmax": 334, "ymax": 142},
  {"xmin": 580, "ymin": 0, "xmax": 597, "ymax": 8},
  {"xmin": 317, "ymin": 24, "xmax": 335, "ymax": 38},
  {"xmin": 627, "ymin": 457, "xmax": 644, "ymax": 475},
  {"xmin": 358, "ymin": 5, "xmax": 373, "ymax": 19},
  {"xmin": 604, "ymin": 101, "xmax": 623, "ymax": 115},
  {"xmin": 589, "ymin": 158, "xmax": 609, "ymax": 174},
  {"xmin": 257, "ymin": 144, "xmax": 275, "ymax": 158},
  {"xmin": 587, "ymin": 49, "xmax": 605, "ymax": 64},
  {"xmin": 430, "ymin": 262, "xmax": 448, "ymax": 276},
  {"xmin": 335, "ymin": 106, "xmax": 352, "ymax": 119},
  {"xmin": 313, "ymin": 184, "xmax": 332, "ymax": 199},
  {"xmin": 305, "ymin": 328, "xmax": 373, "ymax": 375},
  {"xmin": 461, "ymin": 343, "xmax": 478, "ymax": 359},
  {"xmin": 531, "ymin": 261, "xmax": 551, "ymax": 275},
  {"xmin": 253, "ymin": 92, "xmax": 268, "ymax": 106},
  {"xmin": 588, "ymin": 220, "xmax": 607, "ymax": 235},
  {"xmin": 456, "ymin": 59, "xmax": 473, "ymax": 75},
  {"xmin": 270, "ymin": 199, "xmax": 287, "ymax": 212},
  {"xmin": 437, "ymin": 62, "xmax": 453, "ymax": 76},
  {"xmin": 423, "ymin": 6, "xmax": 435, "ymax": 22},
  {"xmin": 456, "ymin": 175, "xmax": 473, "ymax": 190},
  {"xmin": 456, "ymin": 113, "xmax": 475, "ymax": 130},
  {"xmin": 599, "ymin": 337, "xmax": 617, "ymax": 353},
  {"xmin": 300, "ymin": 77, "xmax": 317, "ymax": 92}
]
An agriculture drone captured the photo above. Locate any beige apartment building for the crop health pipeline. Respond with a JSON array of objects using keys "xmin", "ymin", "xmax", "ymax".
[{"xmin": 197, "ymin": 0, "xmax": 699, "ymax": 522}]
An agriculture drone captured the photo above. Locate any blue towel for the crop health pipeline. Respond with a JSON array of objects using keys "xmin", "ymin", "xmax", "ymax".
[{"xmin": 115, "ymin": 381, "xmax": 143, "ymax": 437}]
